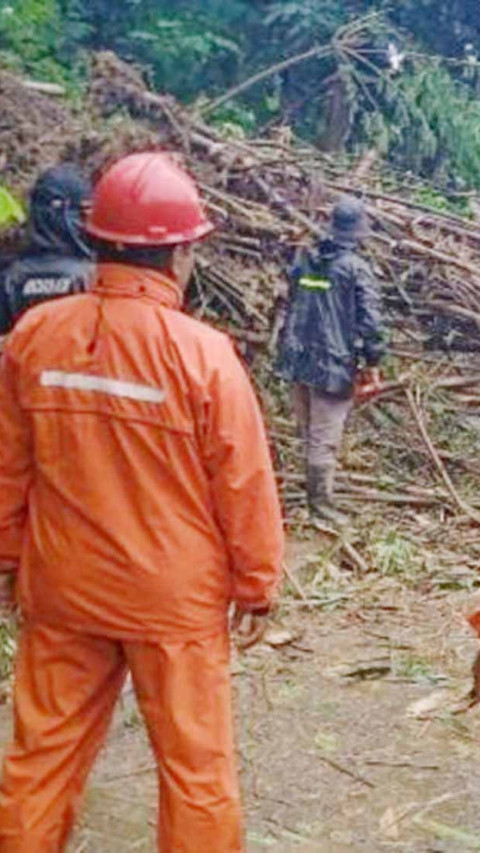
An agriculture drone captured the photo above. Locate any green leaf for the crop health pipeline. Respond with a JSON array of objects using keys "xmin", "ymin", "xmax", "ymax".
[
  {"xmin": 413, "ymin": 818, "xmax": 480, "ymax": 849},
  {"xmin": 0, "ymin": 187, "xmax": 25, "ymax": 228}
]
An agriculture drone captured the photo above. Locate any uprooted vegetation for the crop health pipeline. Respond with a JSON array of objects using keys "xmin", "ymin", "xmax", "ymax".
[
  {"xmin": 2, "ymin": 51, "xmax": 480, "ymax": 853},
  {"xmin": 1, "ymin": 51, "xmax": 480, "ymax": 617}
]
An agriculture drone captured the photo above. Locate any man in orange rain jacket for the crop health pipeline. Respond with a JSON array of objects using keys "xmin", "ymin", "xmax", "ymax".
[{"xmin": 0, "ymin": 152, "xmax": 284, "ymax": 852}]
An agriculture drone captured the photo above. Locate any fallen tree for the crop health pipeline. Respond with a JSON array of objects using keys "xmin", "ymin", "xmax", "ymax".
[{"xmin": 1, "ymin": 53, "xmax": 480, "ymax": 583}]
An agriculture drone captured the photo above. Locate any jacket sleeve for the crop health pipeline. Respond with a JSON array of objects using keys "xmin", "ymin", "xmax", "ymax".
[
  {"xmin": 201, "ymin": 340, "xmax": 284, "ymax": 611},
  {"xmin": 0, "ymin": 343, "xmax": 33, "ymax": 571},
  {"xmin": 354, "ymin": 259, "xmax": 386, "ymax": 366}
]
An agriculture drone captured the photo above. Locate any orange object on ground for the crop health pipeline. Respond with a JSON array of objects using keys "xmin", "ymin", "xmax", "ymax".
[
  {"xmin": 0, "ymin": 263, "xmax": 284, "ymax": 851},
  {"xmin": 470, "ymin": 611, "xmax": 480, "ymax": 635},
  {"xmin": 467, "ymin": 593, "xmax": 480, "ymax": 637}
]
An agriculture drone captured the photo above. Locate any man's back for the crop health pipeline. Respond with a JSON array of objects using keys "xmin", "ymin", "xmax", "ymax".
[
  {"xmin": 1, "ymin": 263, "xmax": 282, "ymax": 640},
  {"xmin": 0, "ymin": 150, "xmax": 283, "ymax": 853},
  {"xmin": 277, "ymin": 239, "xmax": 384, "ymax": 397}
]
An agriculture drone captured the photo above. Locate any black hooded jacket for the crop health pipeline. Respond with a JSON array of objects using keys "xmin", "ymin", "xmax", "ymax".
[
  {"xmin": 0, "ymin": 165, "xmax": 93, "ymax": 335},
  {"xmin": 276, "ymin": 239, "xmax": 386, "ymax": 398}
]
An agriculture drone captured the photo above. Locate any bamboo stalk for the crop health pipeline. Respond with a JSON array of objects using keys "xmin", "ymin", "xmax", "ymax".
[{"xmin": 405, "ymin": 388, "xmax": 480, "ymax": 524}]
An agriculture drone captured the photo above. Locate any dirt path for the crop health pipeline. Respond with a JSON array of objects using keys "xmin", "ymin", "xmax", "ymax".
[{"xmin": 1, "ymin": 538, "xmax": 480, "ymax": 851}]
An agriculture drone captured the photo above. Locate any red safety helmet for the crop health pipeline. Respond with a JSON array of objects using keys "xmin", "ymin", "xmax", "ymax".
[{"xmin": 86, "ymin": 152, "xmax": 214, "ymax": 246}]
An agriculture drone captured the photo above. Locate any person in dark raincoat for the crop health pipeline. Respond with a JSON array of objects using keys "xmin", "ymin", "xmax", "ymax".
[
  {"xmin": 0, "ymin": 164, "xmax": 93, "ymax": 336},
  {"xmin": 276, "ymin": 196, "xmax": 386, "ymax": 525}
]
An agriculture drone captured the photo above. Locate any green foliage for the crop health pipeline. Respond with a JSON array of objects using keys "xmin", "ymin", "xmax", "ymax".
[
  {"xmin": 2, "ymin": 0, "xmax": 480, "ymax": 186},
  {"xmin": 264, "ymin": 1, "xmax": 346, "ymax": 49},
  {"xmin": 395, "ymin": 654, "xmax": 446, "ymax": 685},
  {"xmin": 413, "ymin": 186, "xmax": 460, "ymax": 213},
  {"xmin": 369, "ymin": 529, "xmax": 418, "ymax": 576},
  {"xmin": 0, "ymin": 0, "xmax": 66, "ymax": 81},
  {"xmin": 210, "ymin": 102, "xmax": 258, "ymax": 136},
  {"xmin": 413, "ymin": 187, "xmax": 468, "ymax": 215},
  {"xmin": 0, "ymin": 187, "xmax": 25, "ymax": 228},
  {"xmin": 362, "ymin": 64, "xmax": 480, "ymax": 188},
  {"xmin": 130, "ymin": 14, "xmax": 242, "ymax": 100}
]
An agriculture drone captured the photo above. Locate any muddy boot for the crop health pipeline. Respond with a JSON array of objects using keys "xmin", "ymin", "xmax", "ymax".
[{"xmin": 307, "ymin": 465, "xmax": 348, "ymax": 527}]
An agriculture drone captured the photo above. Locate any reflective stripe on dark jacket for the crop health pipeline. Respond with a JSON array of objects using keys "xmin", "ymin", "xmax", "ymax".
[
  {"xmin": 0, "ymin": 163, "xmax": 93, "ymax": 335},
  {"xmin": 0, "ymin": 254, "xmax": 93, "ymax": 334},
  {"xmin": 276, "ymin": 239, "xmax": 385, "ymax": 398}
]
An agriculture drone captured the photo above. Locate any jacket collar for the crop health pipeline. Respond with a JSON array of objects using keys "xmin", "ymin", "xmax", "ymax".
[{"xmin": 92, "ymin": 263, "xmax": 183, "ymax": 310}]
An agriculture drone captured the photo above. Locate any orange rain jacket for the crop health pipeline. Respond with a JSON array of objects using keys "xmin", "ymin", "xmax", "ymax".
[{"xmin": 0, "ymin": 264, "xmax": 284, "ymax": 639}]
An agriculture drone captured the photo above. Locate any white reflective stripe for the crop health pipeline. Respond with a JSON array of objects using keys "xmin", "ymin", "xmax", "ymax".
[{"xmin": 40, "ymin": 370, "xmax": 165, "ymax": 404}]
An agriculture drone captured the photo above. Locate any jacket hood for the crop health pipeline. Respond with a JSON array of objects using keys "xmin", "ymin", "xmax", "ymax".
[{"xmin": 28, "ymin": 164, "xmax": 92, "ymax": 258}]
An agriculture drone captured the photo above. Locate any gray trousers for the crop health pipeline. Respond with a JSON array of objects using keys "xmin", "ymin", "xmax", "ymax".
[{"xmin": 291, "ymin": 384, "xmax": 353, "ymax": 469}]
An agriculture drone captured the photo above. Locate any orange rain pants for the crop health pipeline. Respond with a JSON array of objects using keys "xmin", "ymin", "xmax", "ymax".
[{"xmin": 0, "ymin": 624, "xmax": 242, "ymax": 852}]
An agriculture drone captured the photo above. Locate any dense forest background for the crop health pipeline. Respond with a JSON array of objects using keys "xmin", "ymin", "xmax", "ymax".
[{"xmin": 1, "ymin": 1, "xmax": 480, "ymax": 189}]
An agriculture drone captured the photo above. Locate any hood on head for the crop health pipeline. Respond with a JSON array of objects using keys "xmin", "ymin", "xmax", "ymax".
[
  {"xmin": 28, "ymin": 163, "xmax": 92, "ymax": 258},
  {"xmin": 329, "ymin": 195, "xmax": 369, "ymax": 246}
]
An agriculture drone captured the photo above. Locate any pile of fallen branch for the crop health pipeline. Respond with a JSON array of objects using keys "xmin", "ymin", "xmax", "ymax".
[{"xmin": 1, "ymin": 54, "xmax": 480, "ymax": 576}]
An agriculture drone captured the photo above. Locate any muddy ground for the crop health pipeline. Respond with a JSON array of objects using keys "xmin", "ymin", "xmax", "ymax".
[{"xmin": 1, "ymin": 536, "xmax": 480, "ymax": 852}]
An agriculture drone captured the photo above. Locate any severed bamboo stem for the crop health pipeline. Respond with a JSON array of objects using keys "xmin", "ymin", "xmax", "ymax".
[{"xmin": 405, "ymin": 388, "xmax": 480, "ymax": 524}]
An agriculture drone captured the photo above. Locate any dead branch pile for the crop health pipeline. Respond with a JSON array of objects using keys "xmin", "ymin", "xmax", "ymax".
[
  {"xmin": 1, "ymin": 55, "xmax": 480, "ymax": 580},
  {"xmin": 0, "ymin": 71, "xmax": 79, "ymax": 193}
]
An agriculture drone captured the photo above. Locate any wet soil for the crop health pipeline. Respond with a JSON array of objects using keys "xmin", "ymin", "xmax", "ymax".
[{"xmin": 1, "ymin": 537, "xmax": 480, "ymax": 852}]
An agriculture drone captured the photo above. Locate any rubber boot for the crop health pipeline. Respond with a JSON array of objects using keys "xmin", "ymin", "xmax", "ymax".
[{"xmin": 307, "ymin": 464, "xmax": 348, "ymax": 527}]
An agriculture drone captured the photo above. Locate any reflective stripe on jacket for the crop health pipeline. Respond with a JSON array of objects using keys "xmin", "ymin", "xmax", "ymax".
[
  {"xmin": 0, "ymin": 263, "xmax": 284, "ymax": 640},
  {"xmin": 0, "ymin": 253, "xmax": 93, "ymax": 334}
]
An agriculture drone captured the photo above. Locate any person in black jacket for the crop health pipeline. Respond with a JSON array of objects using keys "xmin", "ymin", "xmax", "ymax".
[
  {"xmin": 0, "ymin": 164, "xmax": 93, "ymax": 337},
  {"xmin": 276, "ymin": 196, "xmax": 386, "ymax": 525}
]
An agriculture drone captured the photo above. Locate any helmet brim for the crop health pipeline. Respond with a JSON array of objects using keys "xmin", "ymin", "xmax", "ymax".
[{"xmin": 86, "ymin": 218, "xmax": 216, "ymax": 246}]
